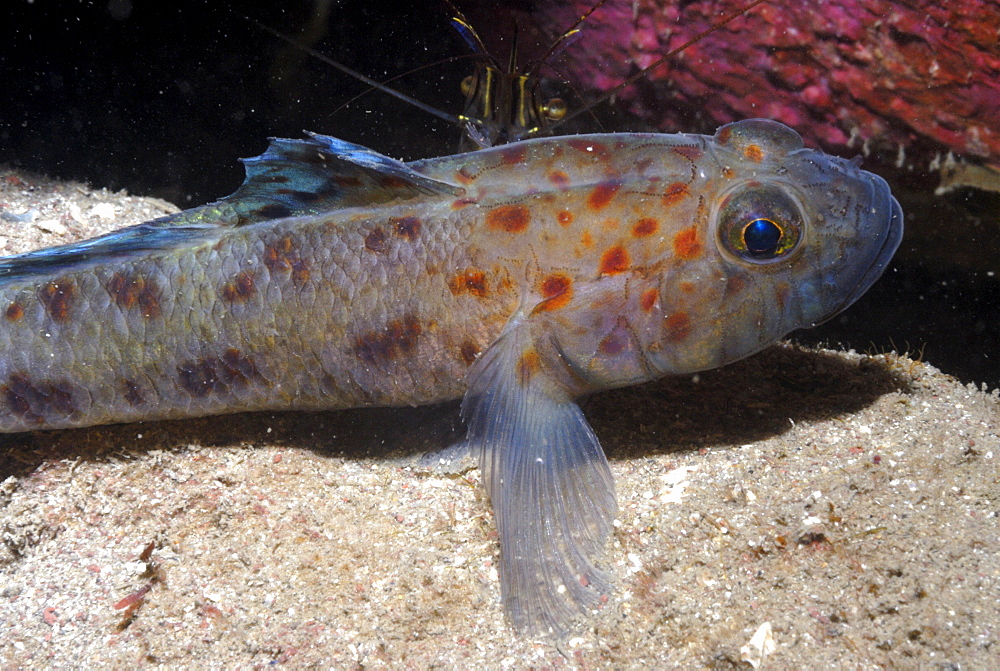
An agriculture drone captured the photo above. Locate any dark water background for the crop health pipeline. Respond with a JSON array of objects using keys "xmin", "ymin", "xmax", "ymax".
[{"xmin": 2, "ymin": 0, "xmax": 997, "ymax": 389}]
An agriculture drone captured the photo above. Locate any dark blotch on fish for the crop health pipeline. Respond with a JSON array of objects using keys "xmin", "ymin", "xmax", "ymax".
[
  {"xmin": 221, "ymin": 271, "xmax": 256, "ymax": 302},
  {"xmin": 107, "ymin": 272, "xmax": 161, "ymax": 319},
  {"xmin": 177, "ymin": 348, "xmax": 261, "ymax": 397},
  {"xmin": 2, "ymin": 373, "xmax": 78, "ymax": 421},
  {"xmin": 255, "ymin": 204, "xmax": 293, "ymax": 219},
  {"xmin": 364, "ymin": 227, "xmax": 389, "ymax": 253},
  {"xmin": 354, "ymin": 314, "xmax": 422, "ymax": 364},
  {"xmin": 392, "ymin": 216, "xmax": 421, "ymax": 241},
  {"xmin": 121, "ymin": 378, "xmax": 145, "ymax": 406}
]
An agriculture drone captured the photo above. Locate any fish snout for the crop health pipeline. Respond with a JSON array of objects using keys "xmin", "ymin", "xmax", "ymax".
[{"xmin": 812, "ymin": 170, "xmax": 904, "ymax": 326}]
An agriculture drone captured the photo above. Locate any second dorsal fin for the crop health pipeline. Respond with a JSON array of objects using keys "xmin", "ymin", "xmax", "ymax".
[{"xmin": 166, "ymin": 132, "xmax": 464, "ymax": 229}]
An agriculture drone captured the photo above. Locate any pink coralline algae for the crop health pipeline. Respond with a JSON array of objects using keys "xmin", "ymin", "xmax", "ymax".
[{"xmin": 533, "ymin": 0, "xmax": 1000, "ymax": 172}]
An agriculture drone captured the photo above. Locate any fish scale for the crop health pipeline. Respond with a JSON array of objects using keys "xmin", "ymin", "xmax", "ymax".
[{"xmin": 0, "ymin": 119, "xmax": 902, "ymax": 636}]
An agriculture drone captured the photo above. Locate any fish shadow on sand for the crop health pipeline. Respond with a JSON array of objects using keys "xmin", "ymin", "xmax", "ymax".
[{"xmin": 0, "ymin": 344, "xmax": 910, "ymax": 479}]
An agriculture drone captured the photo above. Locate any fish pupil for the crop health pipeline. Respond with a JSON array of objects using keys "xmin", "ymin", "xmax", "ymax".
[{"xmin": 743, "ymin": 218, "xmax": 782, "ymax": 256}]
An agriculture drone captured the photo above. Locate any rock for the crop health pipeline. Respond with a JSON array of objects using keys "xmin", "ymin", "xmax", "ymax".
[{"xmin": 533, "ymin": 0, "xmax": 1000, "ymax": 181}]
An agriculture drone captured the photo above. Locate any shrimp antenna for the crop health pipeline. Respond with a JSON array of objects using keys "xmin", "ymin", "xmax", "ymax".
[
  {"xmin": 553, "ymin": 0, "xmax": 769, "ymax": 130},
  {"xmin": 528, "ymin": 0, "xmax": 611, "ymax": 77},
  {"xmin": 250, "ymin": 17, "xmax": 464, "ymax": 127}
]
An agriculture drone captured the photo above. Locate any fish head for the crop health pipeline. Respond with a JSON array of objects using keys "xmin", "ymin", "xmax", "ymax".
[{"xmin": 641, "ymin": 118, "xmax": 903, "ymax": 376}]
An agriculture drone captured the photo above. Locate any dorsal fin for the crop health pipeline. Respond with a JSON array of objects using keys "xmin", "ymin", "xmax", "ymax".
[
  {"xmin": 0, "ymin": 134, "xmax": 462, "ymax": 283},
  {"xmin": 230, "ymin": 132, "xmax": 463, "ymax": 219},
  {"xmin": 167, "ymin": 132, "xmax": 462, "ymax": 229}
]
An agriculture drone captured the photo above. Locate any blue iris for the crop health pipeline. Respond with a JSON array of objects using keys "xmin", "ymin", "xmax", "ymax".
[{"xmin": 743, "ymin": 218, "xmax": 782, "ymax": 256}]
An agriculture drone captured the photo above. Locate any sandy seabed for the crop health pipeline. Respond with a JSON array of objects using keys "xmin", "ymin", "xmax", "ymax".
[{"xmin": 0, "ymin": 169, "xmax": 997, "ymax": 668}]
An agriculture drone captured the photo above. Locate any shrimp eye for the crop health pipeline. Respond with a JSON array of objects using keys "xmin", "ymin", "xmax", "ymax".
[
  {"xmin": 461, "ymin": 75, "xmax": 475, "ymax": 98},
  {"xmin": 541, "ymin": 97, "xmax": 567, "ymax": 121},
  {"xmin": 718, "ymin": 183, "xmax": 803, "ymax": 263}
]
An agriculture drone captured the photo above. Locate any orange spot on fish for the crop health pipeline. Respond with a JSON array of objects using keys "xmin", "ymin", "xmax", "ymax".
[
  {"xmin": 486, "ymin": 204, "xmax": 530, "ymax": 233},
  {"xmin": 679, "ymin": 281, "xmax": 696, "ymax": 294},
  {"xmin": 264, "ymin": 237, "xmax": 292, "ymax": 264},
  {"xmin": 632, "ymin": 218, "xmax": 659, "ymax": 237},
  {"xmin": 639, "ymin": 288, "xmax": 658, "ymax": 312},
  {"xmin": 516, "ymin": 349, "xmax": 541, "ymax": 386},
  {"xmin": 501, "ymin": 145, "xmax": 527, "ymax": 164},
  {"xmin": 547, "ymin": 170, "xmax": 570, "ymax": 188},
  {"xmin": 599, "ymin": 245, "xmax": 630, "ymax": 276},
  {"xmin": 5, "ymin": 301, "xmax": 23, "ymax": 322},
  {"xmin": 587, "ymin": 179, "xmax": 621, "ymax": 211},
  {"xmin": 580, "ymin": 230, "xmax": 594, "ymax": 248},
  {"xmin": 107, "ymin": 272, "xmax": 161, "ymax": 319},
  {"xmin": 743, "ymin": 144, "xmax": 765, "ymax": 162},
  {"xmin": 392, "ymin": 216, "xmax": 421, "ymax": 241},
  {"xmin": 721, "ymin": 166, "xmax": 735, "ymax": 179},
  {"xmin": 662, "ymin": 182, "xmax": 690, "ymax": 207},
  {"xmin": 451, "ymin": 197, "xmax": 477, "ymax": 210},
  {"xmin": 263, "ymin": 237, "xmax": 311, "ymax": 286},
  {"xmin": 673, "ymin": 227, "xmax": 703, "ymax": 260},
  {"xmin": 663, "ymin": 312, "xmax": 692, "ymax": 343},
  {"xmin": 37, "ymin": 278, "xmax": 76, "ymax": 324},
  {"xmin": 363, "ymin": 227, "xmax": 389, "ymax": 253},
  {"xmin": 540, "ymin": 274, "xmax": 571, "ymax": 299},
  {"xmin": 221, "ymin": 271, "xmax": 256, "ymax": 302},
  {"xmin": 532, "ymin": 273, "xmax": 573, "ymax": 313},
  {"xmin": 448, "ymin": 270, "xmax": 488, "ymax": 298},
  {"xmin": 602, "ymin": 218, "xmax": 619, "ymax": 232},
  {"xmin": 557, "ymin": 210, "xmax": 574, "ymax": 226}
]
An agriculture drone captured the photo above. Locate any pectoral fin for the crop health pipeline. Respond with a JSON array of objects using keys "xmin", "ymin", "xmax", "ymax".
[{"xmin": 462, "ymin": 326, "xmax": 617, "ymax": 635}]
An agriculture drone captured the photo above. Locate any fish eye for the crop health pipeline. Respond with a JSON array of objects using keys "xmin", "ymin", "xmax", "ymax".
[
  {"xmin": 541, "ymin": 97, "xmax": 567, "ymax": 121},
  {"xmin": 718, "ymin": 183, "xmax": 803, "ymax": 263},
  {"xmin": 461, "ymin": 75, "xmax": 475, "ymax": 98},
  {"xmin": 742, "ymin": 218, "xmax": 782, "ymax": 256}
]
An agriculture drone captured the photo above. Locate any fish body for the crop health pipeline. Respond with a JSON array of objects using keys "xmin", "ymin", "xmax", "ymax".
[{"xmin": 0, "ymin": 119, "xmax": 902, "ymax": 634}]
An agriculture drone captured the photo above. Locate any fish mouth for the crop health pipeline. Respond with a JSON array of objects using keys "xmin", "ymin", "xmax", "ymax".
[{"xmin": 814, "ymin": 175, "xmax": 904, "ymax": 326}]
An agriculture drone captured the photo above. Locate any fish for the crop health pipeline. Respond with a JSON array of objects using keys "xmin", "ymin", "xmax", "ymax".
[{"xmin": 0, "ymin": 118, "xmax": 903, "ymax": 635}]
